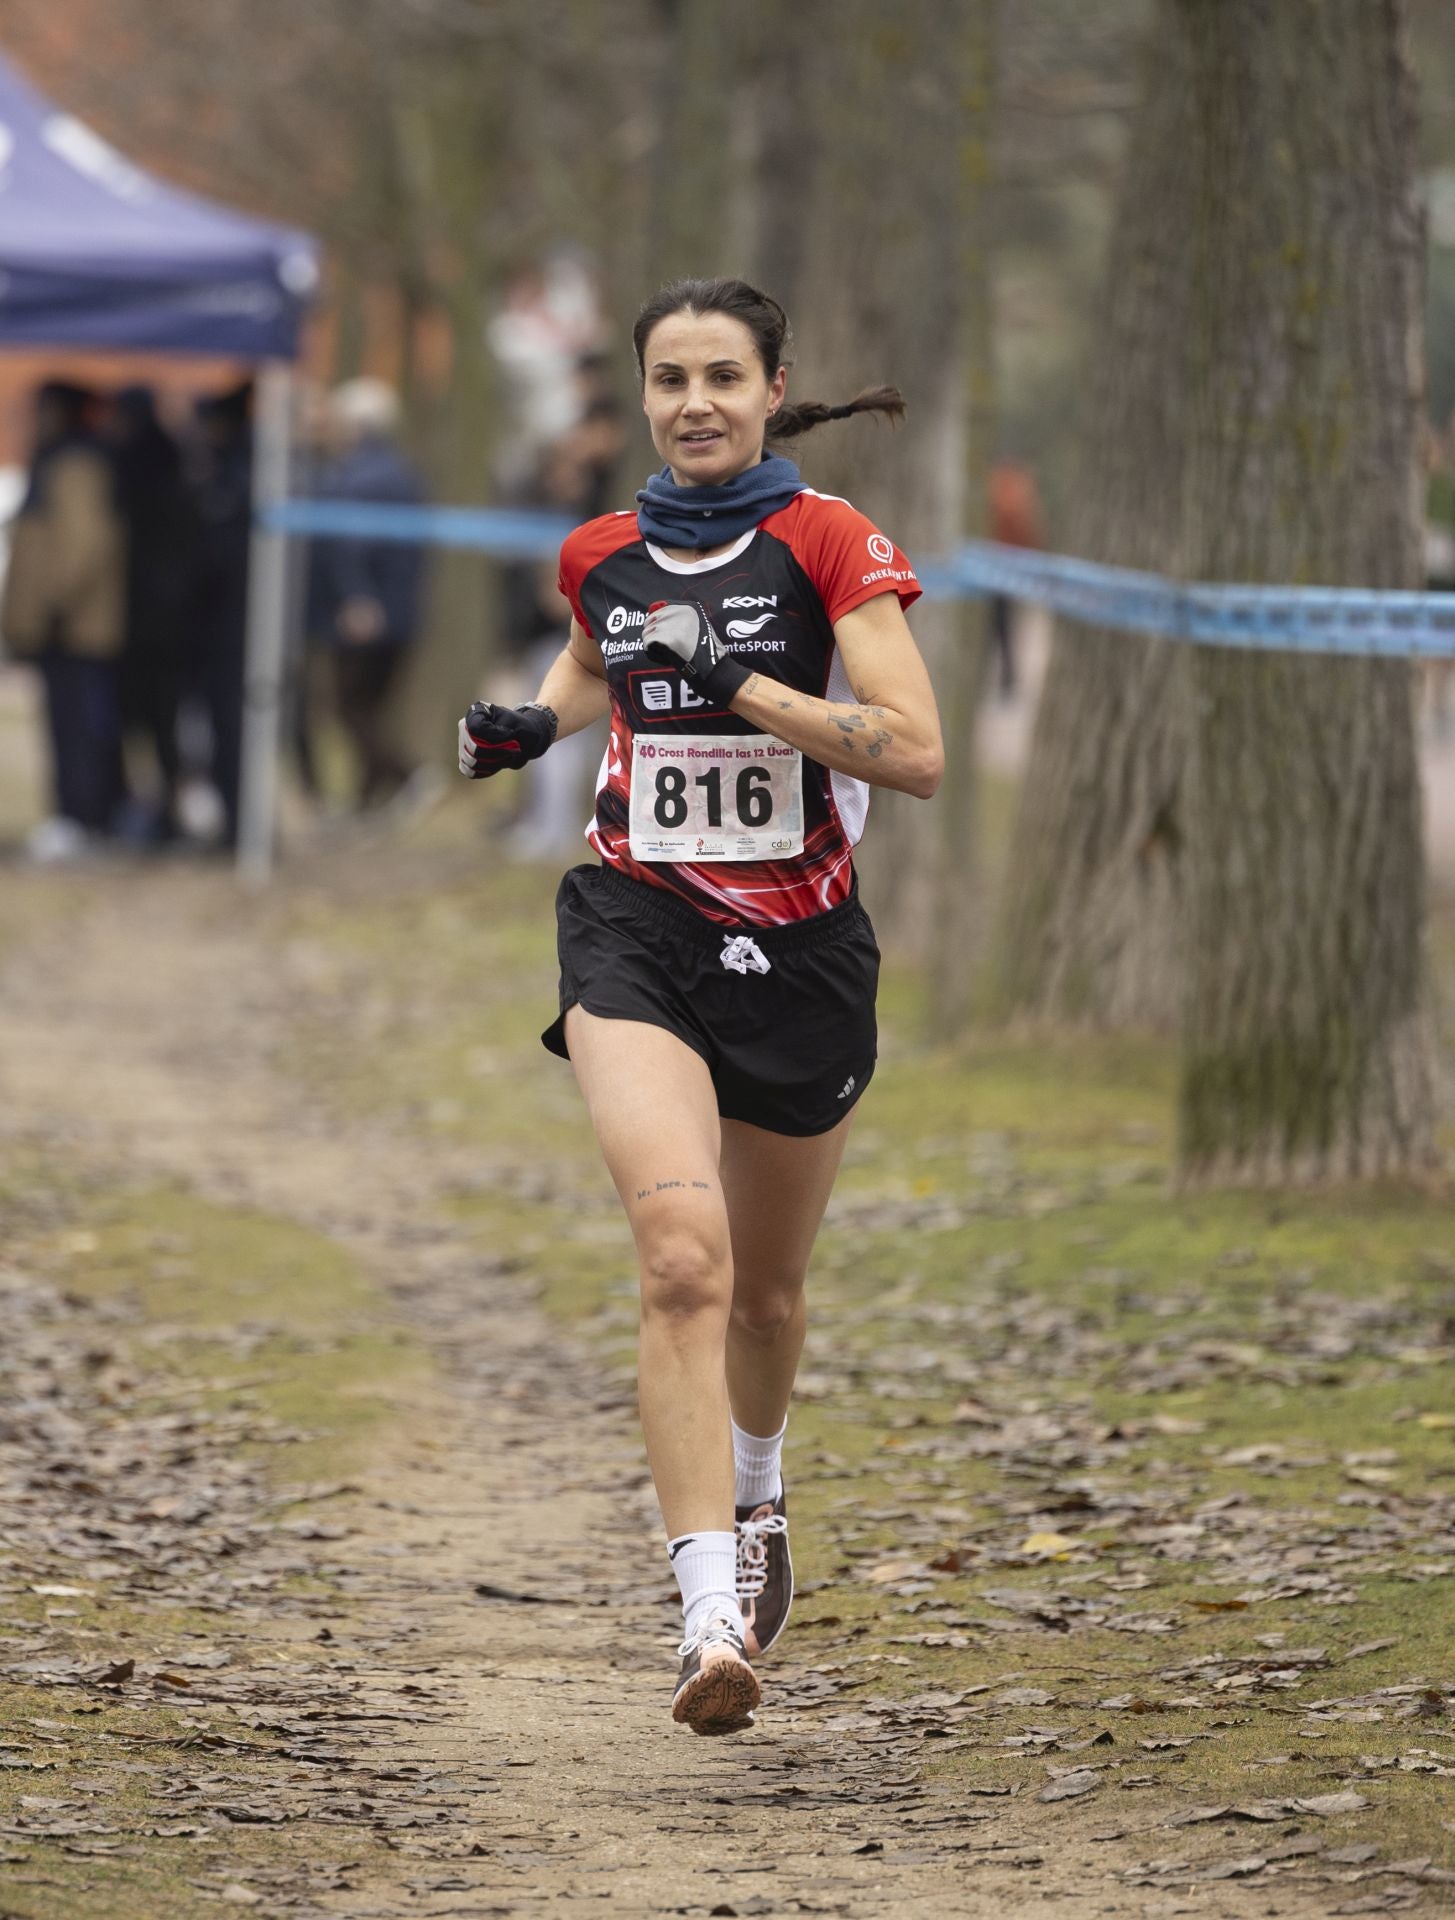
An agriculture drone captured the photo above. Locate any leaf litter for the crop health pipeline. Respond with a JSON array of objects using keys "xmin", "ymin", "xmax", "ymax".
[{"xmin": 1, "ymin": 843, "xmax": 1454, "ymax": 1914}]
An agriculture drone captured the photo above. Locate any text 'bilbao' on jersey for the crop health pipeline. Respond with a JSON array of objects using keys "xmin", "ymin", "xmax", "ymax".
[{"xmin": 558, "ymin": 492, "xmax": 921, "ymax": 929}]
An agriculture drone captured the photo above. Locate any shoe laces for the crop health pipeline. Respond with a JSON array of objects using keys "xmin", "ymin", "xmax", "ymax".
[
  {"xmin": 735, "ymin": 1513, "xmax": 788, "ymax": 1600},
  {"xmin": 677, "ymin": 1610, "xmax": 746, "ymax": 1661}
]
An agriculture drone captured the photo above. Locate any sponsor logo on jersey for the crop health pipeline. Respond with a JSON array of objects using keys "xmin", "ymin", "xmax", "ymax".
[
  {"xmin": 627, "ymin": 668, "xmax": 733, "ymax": 724},
  {"xmin": 608, "ymin": 599, "xmax": 784, "ymax": 648},
  {"xmin": 638, "ymin": 676, "xmax": 712, "ymax": 715},
  {"xmin": 867, "ymin": 533, "xmax": 895, "ymax": 564},
  {"xmin": 724, "ymin": 612, "xmax": 777, "ymax": 639},
  {"xmin": 860, "ymin": 565, "xmax": 917, "ymax": 588}
]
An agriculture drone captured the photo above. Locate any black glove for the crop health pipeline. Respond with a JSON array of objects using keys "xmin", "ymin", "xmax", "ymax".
[
  {"xmin": 458, "ymin": 700, "xmax": 558, "ymax": 778},
  {"xmin": 643, "ymin": 600, "xmax": 751, "ymax": 707}
]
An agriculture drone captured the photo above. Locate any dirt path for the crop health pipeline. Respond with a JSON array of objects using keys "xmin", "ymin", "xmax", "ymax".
[
  {"xmin": 2, "ymin": 860, "xmax": 1121, "ymax": 1920},
  {"xmin": 7, "ymin": 852, "xmax": 1450, "ymax": 1919}
]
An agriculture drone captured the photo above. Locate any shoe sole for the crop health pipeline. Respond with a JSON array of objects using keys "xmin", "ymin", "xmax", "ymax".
[{"xmin": 672, "ymin": 1657, "xmax": 761, "ymax": 1736}]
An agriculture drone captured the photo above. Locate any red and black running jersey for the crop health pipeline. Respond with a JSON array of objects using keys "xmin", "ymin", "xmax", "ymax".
[{"xmin": 556, "ymin": 490, "xmax": 921, "ymax": 928}]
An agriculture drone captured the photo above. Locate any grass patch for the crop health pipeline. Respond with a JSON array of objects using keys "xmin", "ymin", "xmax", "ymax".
[
  {"xmin": 0, "ymin": 1169, "xmax": 438, "ymax": 1917},
  {"xmin": 19, "ymin": 1178, "xmax": 431, "ymax": 1482},
  {"xmin": 0, "ymin": 1666, "xmax": 387, "ymax": 1920}
]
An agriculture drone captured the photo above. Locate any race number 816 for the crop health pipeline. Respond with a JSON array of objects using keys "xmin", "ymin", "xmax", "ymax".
[{"xmin": 653, "ymin": 764, "xmax": 772, "ymax": 830}]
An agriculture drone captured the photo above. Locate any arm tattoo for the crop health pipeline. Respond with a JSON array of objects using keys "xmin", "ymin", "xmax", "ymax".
[{"xmin": 747, "ymin": 673, "xmax": 899, "ymax": 769}]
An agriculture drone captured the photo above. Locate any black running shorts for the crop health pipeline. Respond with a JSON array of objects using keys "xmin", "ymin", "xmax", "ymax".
[{"xmin": 542, "ymin": 864, "xmax": 880, "ymax": 1137}]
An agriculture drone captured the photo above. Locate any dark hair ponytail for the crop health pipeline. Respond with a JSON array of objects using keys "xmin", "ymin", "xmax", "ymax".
[
  {"xmin": 767, "ymin": 385, "xmax": 906, "ymax": 443},
  {"xmin": 633, "ymin": 278, "xmax": 906, "ymax": 444}
]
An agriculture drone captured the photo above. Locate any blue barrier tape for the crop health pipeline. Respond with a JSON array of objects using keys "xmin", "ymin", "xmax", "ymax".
[
  {"xmin": 944, "ymin": 542, "xmax": 1455, "ymax": 658},
  {"xmin": 265, "ymin": 498, "xmax": 578, "ymax": 556},
  {"xmin": 264, "ymin": 500, "xmax": 1455, "ymax": 659}
]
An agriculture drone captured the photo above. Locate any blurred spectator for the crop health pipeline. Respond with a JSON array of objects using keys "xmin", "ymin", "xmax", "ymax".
[
  {"xmin": 489, "ymin": 252, "xmax": 605, "ymax": 498},
  {"xmin": 188, "ymin": 382, "xmax": 253, "ymax": 848},
  {"xmin": 484, "ymin": 255, "xmax": 613, "ymax": 857},
  {"xmin": 108, "ymin": 386, "xmax": 196, "ymax": 843},
  {"xmin": 571, "ymin": 383, "xmax": 628, "ymax": 522},
  {"xmin": 495, "ymin": 414, "xmax": 622, "ymax": 860},
  {"xmin": 310, "ymin": 378, "xmax": 428, "ymax": 810},
  {"xmin": 0, "ymin": 381, "xmax": 125, "ymax": 861},
  {"xmin": 287, "ymin": 377, "xmax": 333, "ymax": 804},
  {"xmin": 989, "ymin": 462, "xmax": 1044, "ymax": 701}
]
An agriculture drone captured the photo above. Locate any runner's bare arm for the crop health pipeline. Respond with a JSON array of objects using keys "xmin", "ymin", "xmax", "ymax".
[
  {"xmin": 533, "ymin": 619, "xmax": 611, "ymax": 739},
  {"xmin": 728, "ymin": 591, "xmax": 944, "ymax": 798}
]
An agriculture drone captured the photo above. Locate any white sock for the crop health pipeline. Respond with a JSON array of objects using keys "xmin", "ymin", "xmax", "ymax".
[
  {"xmin": 667, "ymin": 1531, "xmax": 739, "ymax": 1642},
  {"xmin": 731, "ymin": 1415, "xmax": 786, "ymax": 1511}
]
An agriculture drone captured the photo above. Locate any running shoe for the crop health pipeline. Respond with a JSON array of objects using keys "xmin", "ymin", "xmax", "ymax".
[
  {"xmin": 671, "ymin": 1612, "xmax": 760, "ymax": 1735},
  {"xmin": 736, "ymin": 1487, "xmax": 792, "ymax": 1659}
]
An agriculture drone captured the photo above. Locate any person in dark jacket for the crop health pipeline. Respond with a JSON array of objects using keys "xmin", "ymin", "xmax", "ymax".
[
  {"xmin": 108, "ymin": 386, "xmax": 197, "ymax": 841},
  {"xmin": 188, "ymin": 383, "xmax": 253, "ymax": 846},
  {"xmin": 0, "ymin": 381, "xmax": 126, "ymax": 858},
  {"xmin": 311, "ymin": 380, "xmax": 427, "ymax": 809}
]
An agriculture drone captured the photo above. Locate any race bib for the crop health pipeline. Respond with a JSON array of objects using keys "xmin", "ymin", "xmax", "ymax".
[{"xmin": 628, "ymin": 733, "xmax": 804, "ymax": 863}]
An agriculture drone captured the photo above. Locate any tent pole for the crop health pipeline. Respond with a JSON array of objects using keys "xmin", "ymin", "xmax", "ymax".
[{"xmin": 237, "ymin": 361, "xmax": 294, "ymax": 884}]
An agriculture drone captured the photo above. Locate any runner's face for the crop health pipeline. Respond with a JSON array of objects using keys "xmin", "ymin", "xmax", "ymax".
[{"xmin": 641, "ymin": 311, "xmax": 787, "ymax": 488}]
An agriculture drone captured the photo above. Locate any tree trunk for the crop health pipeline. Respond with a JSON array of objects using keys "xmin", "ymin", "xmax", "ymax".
[
  {"xmin": 649, "ymin": 0, "xmax": 733, "ymax": 286},
  {"xmin": 738, "ymin": 0, "xmax": 819, "ymax": 324},
  {"xmin": 779, "ymin": 2, "xmax": 963, "ymax": 962},
  {"xmin": 991, "ymin": 20, "xmax": 1197, "ymax": 1029},
  {"xmin": 926, "ymin": 0, "xmax": 996, "ymax": 1038},
  {"xmin": 399, "ymin": 58, "xmax": 502, "ymax": 760},
  {"xmin": 1175, "ymin": 0, "xmax": 1435, "ymax": 1184}
]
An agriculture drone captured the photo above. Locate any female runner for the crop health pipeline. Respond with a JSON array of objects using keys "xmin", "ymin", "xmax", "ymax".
[{"xmin": 459, "ymin": 278, "xmax": 943, "ymax": 1735}]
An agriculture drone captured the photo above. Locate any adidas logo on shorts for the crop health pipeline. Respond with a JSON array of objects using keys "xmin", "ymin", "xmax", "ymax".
[
  {"xmin": 720, "ymin": 936, "xmax": 771, "ymax": 976},
  {"xmin": 837, "ymin": 1074, "xmax": 856, "ymax": 1100}
]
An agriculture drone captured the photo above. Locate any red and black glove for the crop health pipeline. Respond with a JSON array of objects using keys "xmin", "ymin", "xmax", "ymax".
[
  {"xmin": 457, "ymin": 700, "xmax": 558, "ymax": 778},
  {"xmin": 643, "ymin": 600, "xmax": 752, "ymax": 707}
]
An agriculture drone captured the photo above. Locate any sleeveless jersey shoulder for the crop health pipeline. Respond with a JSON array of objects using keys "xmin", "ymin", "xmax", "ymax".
[
  {"xmin": 758, "ymin": 489, "xmax": 921, "ymax": 626},
  {"xmin": 557, "ymin": 512, "xmax": 640, "ymax": 637}
]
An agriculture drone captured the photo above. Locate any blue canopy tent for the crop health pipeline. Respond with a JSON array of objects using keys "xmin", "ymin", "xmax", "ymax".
[{"xmin": 0, "ymin": 54, "xmax": 318, "ymax": 875}]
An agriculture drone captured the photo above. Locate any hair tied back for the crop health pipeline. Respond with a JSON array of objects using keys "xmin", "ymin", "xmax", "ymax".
[{"xmin": 631, "ymin": 279, "xmax": 907, "ymax": 444}]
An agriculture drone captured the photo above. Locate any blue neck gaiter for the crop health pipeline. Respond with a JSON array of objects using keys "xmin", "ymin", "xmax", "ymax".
[{"xmin": 635, "ymin": 454, "xmax": 805, "ymax": 551}]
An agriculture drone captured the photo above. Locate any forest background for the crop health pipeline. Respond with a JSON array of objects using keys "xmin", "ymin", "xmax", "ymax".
[
  {"xmin": 2, "ymin": 11, "xmax": 1455, "ymax": 1912},
  {"xmin": 1, "ymin": 0, "xmax": 1455, "ymax": 1184}
]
